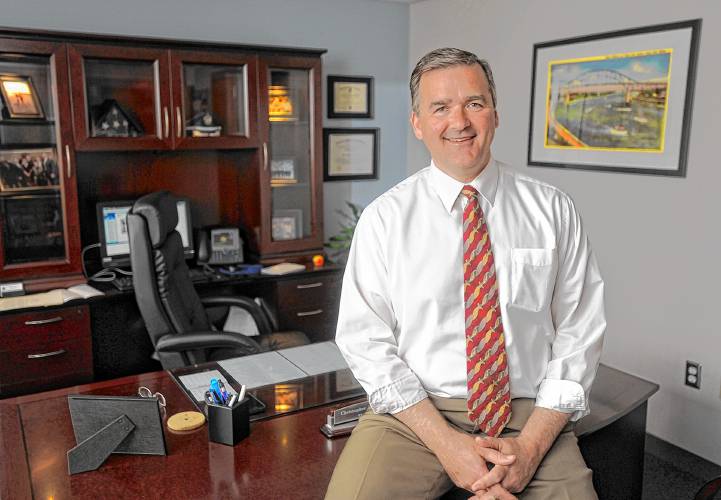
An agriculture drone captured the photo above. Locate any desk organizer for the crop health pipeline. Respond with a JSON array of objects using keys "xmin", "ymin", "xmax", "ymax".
[{"xmin": 207, "ymin": 397, "xmax": 250, "ymax": 446}]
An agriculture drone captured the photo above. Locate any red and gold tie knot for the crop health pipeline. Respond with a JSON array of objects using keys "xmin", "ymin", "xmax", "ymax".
[{"xmin": 461, "ymin": 185, "xmax": 479, "ymax": 200}]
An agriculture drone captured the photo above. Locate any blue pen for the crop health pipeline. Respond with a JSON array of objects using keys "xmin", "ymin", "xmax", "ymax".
[
  {"xmin": 217, "ymin": 380, "xmax": 230, "ymax": 404},
  {"xmin": 209, "ymin": 379, "xmax": 225, "ymax": 404}
]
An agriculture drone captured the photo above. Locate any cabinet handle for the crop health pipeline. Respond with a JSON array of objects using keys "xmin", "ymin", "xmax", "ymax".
[
  {"xmin": 297, "ymin": 309, "xmax": 323, "ymax": 317},
  {"xmin": 296, "ymin": 282, "xmax": 323, "ymax": 290},
  {"xmin": 263, "ymin": 142, "xmax": 269, "ymax": 171},
  {"xmin": 176, "ymin": 106, "xmax": 182, "ymax": 138},
  {"xmin": 27, "ymin": 349, "xmax": 66, "ymax": 359},
  {"xmin": 24, "ymin": 316, "xmax": 64, "ymax": 326},
  {"xmin": 64, "ymin": 145, "xmax": 72, "ymax": 179},
  {"xmin": 163, "ymin": 106, "xmax": 169, "ymax": 138}
]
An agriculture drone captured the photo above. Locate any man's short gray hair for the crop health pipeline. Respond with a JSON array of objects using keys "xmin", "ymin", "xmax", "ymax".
[{"xmin": 410, "ymin": 47, "xmax": 497, "ymax": 113}]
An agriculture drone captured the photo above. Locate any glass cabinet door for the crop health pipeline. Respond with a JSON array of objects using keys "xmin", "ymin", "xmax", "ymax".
[
  {"xmin": 170, "ymin": 51, "xmax": 258, "ymax": 149},
  {"xmin": 260, "ymin": 57, "xmax": 323, "ymax": 256},
  {"xmin": 68, "ymin": 44, "xmax": 172, "ymax": 151},
  {"xmin": 0, "ymin": 40, "xmax": 81, "ymax": 279}
]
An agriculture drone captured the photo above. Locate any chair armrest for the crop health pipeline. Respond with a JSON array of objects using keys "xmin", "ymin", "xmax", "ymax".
[
  {"xmin": 155, "ymin": 331, "xmax": 262, "ymax": 355},
  {"xmin": 200, "ymin": 295, "xmax": 273, "ymax": 336},
  {"xmin": 201, "ymin": 295, "xmax": 260, "ymax": 309}
]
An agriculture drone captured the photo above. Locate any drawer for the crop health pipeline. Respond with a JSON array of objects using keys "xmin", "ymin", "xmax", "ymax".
[
  {"xmin": 0, "ymin": 305, "xmax": 90, "ymax": 349},
  {"xmin": 278, "ymin": 303, "xmax": 340, "ymax": 342},
  {"xmin": 0, "ymin": 337, "xmax": 93, "ymax": 394},
  {"xmin": 276, "ymin": 273, "xmax": 342, "ymax": 310}
]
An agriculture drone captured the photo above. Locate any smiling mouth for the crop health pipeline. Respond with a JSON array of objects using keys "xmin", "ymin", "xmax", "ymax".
[{"xmin": 444, "ymin": 136, "xmax": 475, "ymax": 144}]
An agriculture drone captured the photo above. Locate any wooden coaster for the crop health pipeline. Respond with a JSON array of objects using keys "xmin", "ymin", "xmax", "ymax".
[{"xmin": 167, "ymin": 411, "xmax": 206, "ymax": 431}]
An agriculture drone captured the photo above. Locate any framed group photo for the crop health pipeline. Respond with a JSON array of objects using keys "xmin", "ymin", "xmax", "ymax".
[
  {"xmin": 528, "ymin": 19, "xmax": 701, "ymax": 176},
  {"xmin": 0, "ymin": 148, "xmax": 59, "ymax": 191},
  {"xmin": 327, "ymin": 75, "xmax": 373, "ymax": 119},
  {"xmin": 323, "ymin": 128, "xmax": 379, "ymax": 181}
]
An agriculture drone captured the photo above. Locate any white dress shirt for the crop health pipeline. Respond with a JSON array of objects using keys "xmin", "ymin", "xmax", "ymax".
[{"xmin": 335, "ymin": 158, "xmax": 606, "ymax": 421}]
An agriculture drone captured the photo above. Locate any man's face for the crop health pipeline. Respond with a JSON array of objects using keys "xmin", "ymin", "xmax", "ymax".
[{"xmin": 411, "ymin": 64, "xmax": 498, "ymax": 182}]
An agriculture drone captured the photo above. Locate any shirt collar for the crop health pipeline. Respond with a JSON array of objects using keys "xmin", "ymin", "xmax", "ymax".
[{"xmin": 429, "ymin": 157, "xmax": 499, "ymax": 214}]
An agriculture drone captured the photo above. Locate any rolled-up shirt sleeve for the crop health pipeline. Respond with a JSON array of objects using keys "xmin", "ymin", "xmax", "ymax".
[
  {"xmin": 335, "ymin": 206, "xmax": 427, "ymax": 414},
  {"xmin": 537, "ymin": 194, "xmax": 606, "ymax": 421}
]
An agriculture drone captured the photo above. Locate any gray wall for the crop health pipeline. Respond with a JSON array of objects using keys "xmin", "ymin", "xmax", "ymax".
[
  {"xmin": 0, "ymin": 0, "xmax": 410, "ymax": 242},
  {"xmin": 410, "ymin": 0, "xmax": 721, "ymax": 464}
]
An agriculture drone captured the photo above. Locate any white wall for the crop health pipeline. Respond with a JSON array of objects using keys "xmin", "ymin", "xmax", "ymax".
[
  {"xmin": 0, "ymin": 0, "xmax": 410, "ymax": 242},
  {"xmin": 410, "ymin": 0, "xmax": 721, "ymax": 464}
]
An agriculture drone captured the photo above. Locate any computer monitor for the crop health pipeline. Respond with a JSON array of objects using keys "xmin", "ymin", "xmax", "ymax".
[{"xmin": 96, "ymin": 197, "xmax": 195, "ymax": 268}]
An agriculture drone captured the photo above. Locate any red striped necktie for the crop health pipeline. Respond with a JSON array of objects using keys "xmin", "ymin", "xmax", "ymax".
[{"xmin": 462, "ymin": 185, "xmax": 511, "ymax": 437}]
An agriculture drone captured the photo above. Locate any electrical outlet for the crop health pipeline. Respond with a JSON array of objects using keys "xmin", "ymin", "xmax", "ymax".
[{"xmin": 685, "ymin": 361, "xmax": 701, "ymax": 389}]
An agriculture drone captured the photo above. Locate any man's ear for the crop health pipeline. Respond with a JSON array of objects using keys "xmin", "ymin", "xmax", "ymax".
[{"xmin": 411, "ymin": 111, "xmax": 423, "ymax": 140}]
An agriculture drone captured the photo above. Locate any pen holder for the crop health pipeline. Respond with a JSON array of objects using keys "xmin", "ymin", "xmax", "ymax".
[{"xmin": 206, "ymin": 397, "xmax": 250, "ymax": 446}]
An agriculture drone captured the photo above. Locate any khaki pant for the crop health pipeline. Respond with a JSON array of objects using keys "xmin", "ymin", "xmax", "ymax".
[{"xmin": 325, "ymin": 397, "xmax": 597, "ymax": 500}]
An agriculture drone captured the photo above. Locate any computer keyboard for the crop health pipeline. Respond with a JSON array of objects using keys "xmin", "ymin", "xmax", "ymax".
[
  {"xmin": 111, "ymin": 276, "xmax": 134, "ymax": 291},
  {"xmin": 110, "ymin": 269, "xmax": 207, "ymax": 291}
]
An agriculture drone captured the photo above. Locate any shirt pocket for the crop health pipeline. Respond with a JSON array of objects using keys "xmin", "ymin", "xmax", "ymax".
[{"xmin": 510, "ymin": 248, "xmax": 556, "ymax": 312}]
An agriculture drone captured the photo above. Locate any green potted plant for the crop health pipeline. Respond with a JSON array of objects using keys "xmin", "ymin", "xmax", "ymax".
[{"xmin": 325, "ymin": 201, "xmax": 364, "ymax": 265}]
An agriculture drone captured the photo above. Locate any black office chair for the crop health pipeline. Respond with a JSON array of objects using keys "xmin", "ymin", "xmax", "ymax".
[{"xmin": 127, "ymin": 190, "xmax": 309, "ymax": 369}]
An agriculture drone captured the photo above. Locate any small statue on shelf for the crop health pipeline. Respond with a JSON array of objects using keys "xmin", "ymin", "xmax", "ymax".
[{"xmin": 186, "ymin": 89, "xmax": 222, "ymax": 137}]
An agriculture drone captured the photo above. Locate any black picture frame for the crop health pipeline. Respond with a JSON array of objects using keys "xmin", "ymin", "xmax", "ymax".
[
  {"xmin": 323, "ymin": 128, "xmax": 379, "ymax": 182},
  {"xmin": 327, "ymin": 75, "xmax": 373, "ymax": 119},
  {"xmin": 0, "ymin": 73, "xmax": 45, "ymax": 120},
  {"xmin": 528, "ymin": 19, "xmax": 701, "ymax": 177}
]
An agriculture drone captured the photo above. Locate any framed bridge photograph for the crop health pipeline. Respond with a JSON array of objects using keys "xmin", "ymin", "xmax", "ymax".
[{"xmin": 528, "ymin": 19, "xmax": 701, "ymax": 176}]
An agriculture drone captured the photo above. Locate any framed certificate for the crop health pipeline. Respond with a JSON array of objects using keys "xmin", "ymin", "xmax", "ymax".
[
  {"xmin": 323, "ymin": 128, "xmax": 379, "ymax": 181},
  {"xmin": 327, "ymin": 75, "xmax": 373, "ymax": 118}
]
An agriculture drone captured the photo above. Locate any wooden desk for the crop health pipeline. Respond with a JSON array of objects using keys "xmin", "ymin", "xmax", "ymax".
[{"xmin": 0, "ymin": 365, "xmax": 657, "ymax": 500}]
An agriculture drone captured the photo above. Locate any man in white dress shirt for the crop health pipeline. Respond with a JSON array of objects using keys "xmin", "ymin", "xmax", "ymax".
[{"xmin": 325, "ymin": 48, "xmax": 605, "ymax": 500}]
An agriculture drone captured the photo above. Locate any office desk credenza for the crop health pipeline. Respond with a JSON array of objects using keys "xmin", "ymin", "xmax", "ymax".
[
  {"xmin": 0, "ymin": 267, "xmax": 343, "ymax": 397},
  {"xmin": 0, "ymin": 364, "xmax": 657, "ymax": 500}
]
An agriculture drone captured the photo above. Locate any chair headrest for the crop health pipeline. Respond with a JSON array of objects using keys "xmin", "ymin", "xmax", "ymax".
[{"xmin": 132, "ymin": 191, "xmax": 178, "ymax": 248}]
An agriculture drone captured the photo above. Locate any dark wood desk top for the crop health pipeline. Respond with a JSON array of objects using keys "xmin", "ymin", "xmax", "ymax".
[
  {"xmin": 0, "ymin": 364, "xmax": 658, "ymax": 500},
  {"xmin": 576, "ymin": 364, "xmax": 658, "ymax": 436}
]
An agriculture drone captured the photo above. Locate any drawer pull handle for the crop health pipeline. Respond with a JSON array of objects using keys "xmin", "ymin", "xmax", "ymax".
[
  {"xmin": 297, "ymin": 309, "xmax": 323, "ymax": 317},
  {"xmin": 27, "ymin": 349, "xmax": 66, "ymax": 359},
  {"xmin": 24, "ymin": 317, "xmax": 64, "ymax": 326},
  {"xmin": 176, "ymin": 106, "xmax": 182, "ymax": 138},
  {"xmin": 296, "ymin": 282, "xmax": 323, "ymax": 290},
  {"xmin": 65, "ymin": 145, "xmax": 72, "ymax": 179},
  {"xmin": 163, "ymin": 106, "xmax": 169, "ymax": 138}
]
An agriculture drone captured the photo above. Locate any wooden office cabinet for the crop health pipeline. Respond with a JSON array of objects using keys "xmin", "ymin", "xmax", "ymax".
[
  {"xmin": 1, "ymin": 28, "xmax": 326, "ymax": 284},
  {"xmin": 170, "ymin": 50, "xmax": 259, "ymax": 150},
  {"xmin": 68, "ymin": 44, "xmax": 173, "ymax": 151},
  {"xmin": 258, "ymin": 55, "xmax": 324, "ymax": 259},
  {"xmin": 274, "ymin": 270, "xmax": 342, "ymax": 342},
  {"xmin": 68, "ymin": 45, "xmax": 259, "ymax": 151},
  {"xmin": 0, "ymin": 38, "xmax": 83, "ymax": 287},
  {"xmin": 0, "ymin": 305, "xmax": 93, "ymax": 397}
]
